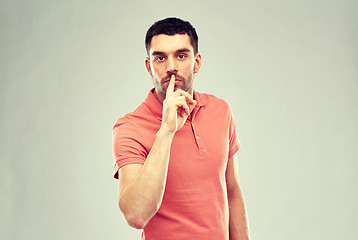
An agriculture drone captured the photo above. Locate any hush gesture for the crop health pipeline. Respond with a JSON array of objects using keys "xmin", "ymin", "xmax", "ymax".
[{"xmin": 161, "ymin": 74, "xmax": 196, "ymax": 134}]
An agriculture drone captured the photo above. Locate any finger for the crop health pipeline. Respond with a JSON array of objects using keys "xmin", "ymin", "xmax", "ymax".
[
  {"xmin": 178, "ymin": 108, "xmax": 186, "ymax": 118},
  {"xmin": 188, "ymin": 100, "xmax": 197, "ymax": 112},
  {"xmin": 166, "ymin": 74, "xmax": 175, "ymax": 97},
  {"xmin": 174, "ymin": 96, "xmax": 190, "ymax": 115},
  {"xmin": 172, "ymin": 89, "xmax": 196, "ymax": 105}
]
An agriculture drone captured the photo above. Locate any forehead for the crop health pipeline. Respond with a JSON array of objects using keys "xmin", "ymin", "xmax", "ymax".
[{"xmin": 149, "ymin": 34, "xmax": 193, "ymax": 55}]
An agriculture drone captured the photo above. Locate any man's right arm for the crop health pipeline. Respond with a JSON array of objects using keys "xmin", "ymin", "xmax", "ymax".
[
  {"xmin": 118, "ymin": 128, "xmax": 174, "ymax": 229},
  {"xmin": 117, "ymin": 75, "xmax": 196, "ymax": 229}
]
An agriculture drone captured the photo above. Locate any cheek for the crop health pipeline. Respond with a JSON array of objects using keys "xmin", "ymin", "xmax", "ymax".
[
  {"xmin": 184, "ymin": 62, "xmax": 195, "ymax": 74},
  {"xmin": 186, "ymin": 60, "xmax": 195, "ymax": 69},
  {"xmin": 151, "ymin": 65, "xmax": 165, "ymax": 77}
]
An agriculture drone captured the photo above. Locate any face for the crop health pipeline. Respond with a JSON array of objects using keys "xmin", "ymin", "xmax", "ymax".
[{"xmin": 145, "ymin": 34, "xmax": 202, "ymax": 100}]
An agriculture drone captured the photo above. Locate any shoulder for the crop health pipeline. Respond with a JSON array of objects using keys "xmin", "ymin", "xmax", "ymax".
[{"xmin": 112, "ymin": 107, "xmax": 148, "ymax": 149}]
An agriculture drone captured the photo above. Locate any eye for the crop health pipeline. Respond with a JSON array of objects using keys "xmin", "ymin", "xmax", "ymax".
[
  {"xmin": 155, "ymin": 56, "xmax": 165, "ymax": 62},
  {"xmin": 177, "ymin": 54, "xmax": 186, "ymax": 60}
]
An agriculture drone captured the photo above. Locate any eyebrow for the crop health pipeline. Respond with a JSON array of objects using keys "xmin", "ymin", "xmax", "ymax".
[
  {"xmin": 151, "ymin": 48, "xmax": 191, "ymax": 56},
  {"xmin": 151, "ymin": 51, "xmax": 165, "ymax": 56},
  {"xmin": 176, "ymin": 48, "xmax": 191, "ymax": 54}
]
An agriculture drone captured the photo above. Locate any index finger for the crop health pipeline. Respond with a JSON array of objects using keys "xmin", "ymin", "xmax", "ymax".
[{"xmin": 166, "ymin": 74, "xmax": 175, "ymax": 97}]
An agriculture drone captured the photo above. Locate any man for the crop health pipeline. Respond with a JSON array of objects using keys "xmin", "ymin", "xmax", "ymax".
[{"xmin": 112, "ymin": 17, "xmax": 250, "ymax": 240}]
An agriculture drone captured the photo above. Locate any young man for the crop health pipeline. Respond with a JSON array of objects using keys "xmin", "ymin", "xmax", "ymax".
[{"xmin": 112, "ymin": 17, "xmax": 250, "ymax": 240}]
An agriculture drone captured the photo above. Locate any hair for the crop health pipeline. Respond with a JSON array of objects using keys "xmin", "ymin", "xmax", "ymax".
[{"xmin": 145, "ymin": 17, "xmax": 199, "ymax": 55}]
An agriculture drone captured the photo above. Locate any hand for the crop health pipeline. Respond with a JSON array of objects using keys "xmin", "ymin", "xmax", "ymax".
[{"xmin": 161, "ymin": 75, "xmax": 197, "ymax": 134}]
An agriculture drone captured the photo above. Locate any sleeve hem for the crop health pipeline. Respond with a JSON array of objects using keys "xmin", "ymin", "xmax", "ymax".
[
  {"xmin": 113, "ymin": 157, "xmax": 145, "ymax": 179},
  {"xmin": 228, "ymin": 141, "xmax": 240, "ymax": 159}
]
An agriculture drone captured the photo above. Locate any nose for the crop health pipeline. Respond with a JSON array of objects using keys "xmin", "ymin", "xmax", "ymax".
[{"xmin": 166, "ymin": 57, "xmax": 178, "ymax": 74}]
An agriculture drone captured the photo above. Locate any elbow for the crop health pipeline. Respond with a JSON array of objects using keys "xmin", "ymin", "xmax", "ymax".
[
  {"xmin": 124, "ymin": 214, "xmax": 147, "ymax": 229},
  {"xmin": 118, "ymin": 199, "xmax": 148, "ymax": 229}
]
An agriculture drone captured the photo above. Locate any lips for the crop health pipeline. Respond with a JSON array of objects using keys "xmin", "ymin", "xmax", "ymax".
[
  {"xmin": 171, "ymin": 81, "xmax": 181, "ymax": 86},
  {"xmin": 163, "ymin": 78, "xmax": 181, "ymax": 84}
]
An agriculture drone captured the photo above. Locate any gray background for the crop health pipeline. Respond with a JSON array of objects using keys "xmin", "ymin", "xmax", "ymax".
[{"xmin": 1, "ymin": 0, "xmax": 357, "ymax": 239}]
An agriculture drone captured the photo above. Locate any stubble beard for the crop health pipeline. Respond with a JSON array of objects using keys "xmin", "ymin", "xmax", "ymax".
[{"xmin": 153, "ymin": 68, "xmax": 195, "ymax": 96}]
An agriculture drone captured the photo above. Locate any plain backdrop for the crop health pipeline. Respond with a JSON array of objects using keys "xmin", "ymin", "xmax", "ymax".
[{"xmin": 1, "ymin": 0, "xmax": 357, "ymax": 239}]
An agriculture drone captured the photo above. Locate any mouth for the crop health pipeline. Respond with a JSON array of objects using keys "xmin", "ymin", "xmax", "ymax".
[{"xmin": 163, "ymin": 78, "xmax": 182, "ymax": 85}]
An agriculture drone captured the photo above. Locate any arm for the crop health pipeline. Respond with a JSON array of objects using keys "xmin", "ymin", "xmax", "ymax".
[
  {"xmin": 226, "ymin": 153, "xmax": 250, "ymax": 240},
  {"xmin": 118, "ymin": 75, "xmax": 196, "ymax": 229}
]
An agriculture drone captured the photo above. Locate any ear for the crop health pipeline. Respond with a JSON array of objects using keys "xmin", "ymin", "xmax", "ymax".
[
  {"xmin": 145, "ymin": 57, "xmax": 152, "ymax": 76},
  {"xmin": 194, "ymin": 53, "xmax": 202, "ymax": 73}
]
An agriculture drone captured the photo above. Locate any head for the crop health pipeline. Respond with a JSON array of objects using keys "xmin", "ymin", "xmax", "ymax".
[
  {"xmin": 145, "ymin": 17, "xmax": 202, "ymax": 101},
  {"xmin": 145, "ymin": 17, "xmax": 199, "ymax": 55}
]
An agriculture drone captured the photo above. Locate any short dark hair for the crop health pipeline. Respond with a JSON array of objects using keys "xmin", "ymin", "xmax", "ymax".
[{"xmin": 145, "ymin": 17, "xmax": 199, "ymax": 55}]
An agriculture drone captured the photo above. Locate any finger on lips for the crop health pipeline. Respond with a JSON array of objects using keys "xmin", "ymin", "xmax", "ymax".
[
  {"xmin": 166, "ymin": 74, "xmax": 176, "ymax": 96},
  {"xmin": 165, "ymin": 74, "xmax": 196, "ymax": 114}
]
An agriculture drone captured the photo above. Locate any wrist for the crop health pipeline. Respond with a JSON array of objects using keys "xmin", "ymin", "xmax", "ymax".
[{"xmin": 157, "ymin": 126, "xmax": 175, "ymax": 139}]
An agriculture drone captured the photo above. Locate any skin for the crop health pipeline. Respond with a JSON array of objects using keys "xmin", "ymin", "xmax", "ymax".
[
  {"xmin": 118, "ymin": 33, "xmax": 250, "ymax": 239},
  {"xmin": 145, "ymin": 33, "xmax": 201, "ymax": 103}
]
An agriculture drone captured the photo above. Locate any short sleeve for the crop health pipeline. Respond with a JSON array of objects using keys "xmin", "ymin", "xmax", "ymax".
[
  {"xmin": 112, "ymin": 120, "xmax": 148, "ymax": 179},
  {"xmin": 228, "ymin": 106, "xmax": 241, "ymax": 158}
]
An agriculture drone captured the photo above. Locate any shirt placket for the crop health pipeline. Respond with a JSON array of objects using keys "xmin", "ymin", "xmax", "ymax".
[
  {"xmin": 190, "ymin": 122, "xmax": 202, "ymax": 148},
  {"xmin": 190, "ymin": 106, "xmax": 207, "ymax": 156}
]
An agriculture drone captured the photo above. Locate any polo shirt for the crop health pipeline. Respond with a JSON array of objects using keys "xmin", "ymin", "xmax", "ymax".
[{"xmin": 112, "ymin": 88, "xmax": 240, "ymax": 240}]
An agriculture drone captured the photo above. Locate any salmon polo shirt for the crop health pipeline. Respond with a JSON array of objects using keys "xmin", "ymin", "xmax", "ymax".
[{"xmin": 112, "ymin": 88, "xmax": 240, "ymax": 240}]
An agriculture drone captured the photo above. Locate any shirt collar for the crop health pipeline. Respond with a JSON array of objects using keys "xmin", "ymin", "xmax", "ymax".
[{"xmin": 143, "ymin": 88, "xmax": 207, "ymax": 121}]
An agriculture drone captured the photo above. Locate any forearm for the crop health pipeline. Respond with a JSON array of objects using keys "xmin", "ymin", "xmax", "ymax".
[
  {"xmin": 119, "ymin": 128, "xmax": 174, "ymax": 228},
  {"xmin": 118, "ymin": 77, "xmax": 196, "ymax": 228},
  {"xmin": 228, "ymin": 188, "xmax": 250, "ymax": 240}
]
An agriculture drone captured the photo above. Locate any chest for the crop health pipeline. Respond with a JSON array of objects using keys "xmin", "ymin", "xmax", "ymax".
[{"xmin": 166, "ymin": 114, "xmax": 230, "ymax": 188}]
